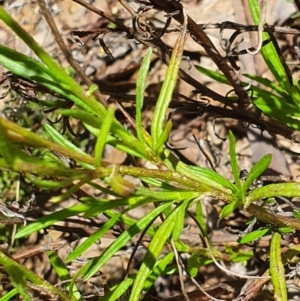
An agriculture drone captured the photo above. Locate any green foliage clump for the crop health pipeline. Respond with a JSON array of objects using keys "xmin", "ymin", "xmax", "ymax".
[{"xmin": 0, "ymin": 1, "xmax": 300, "ymax": 300}]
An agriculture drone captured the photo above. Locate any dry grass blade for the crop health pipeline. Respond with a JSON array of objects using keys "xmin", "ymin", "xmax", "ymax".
[{"xmin": 246, "ymin": 0, "xmax": 267, "ymax": 55}]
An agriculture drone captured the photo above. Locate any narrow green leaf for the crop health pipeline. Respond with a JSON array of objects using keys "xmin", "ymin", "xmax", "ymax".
[
  {"xmin": 229, "ymin": 131, "xmax": 241, "ymax": 190},
  {"xmin": 175, "ymin": 162, "xmax": 230, "ymax": 194},
  {"xmin": 0, "ymin": 44, "xmax": 54, "ymax": 83},
  {"xmin": 195, "ymin": 65, "xmax": 230, "ymax": 86},
  {"xmin": 195, "ymin": 201, "xmax": 207, "ymax": 237},
  {"xmin": 172, "ymin": 199, "xmax": 192, "ymax": 241},
  {"xmin": 48, "ymin": 251, "xmax": 70, "ymax": 280},
  {"xmin": 0, "ymin": 288, "xmax": 18, "ymax": 301},
  {"xmin": 129, "ymin": 204, "xmax": 182, "ymax": 301},
  {"xmin": 110, "ymin": 121, "xmax": 150, "ymax": 159},
  {"xmin": 86, "ymin": 83, "xmax": 99, "ymax": 96},
  {"xmin": 136, "ymin": 47, "xmax": 152, "ymax": 146},
  {"xmin": 48, "ymin": 251, "xmax": 81, "ymax": 300},
  {"xmin": 248, "ymin": 0, "xmax": 290, "ymax": 91},
  {"xmin": 174, "ymin": 240, "xmax": 192, "ymax": 253},
  {"xmin": 67, "ymin": 211, "xmax": 121, "ymax": 262},
  {"xmin": 43, "ymin": 124, "xmax": 90, "ymax": 157},
  {"xmin": 135, "ymin": 186, "xmax": 198, "ymax": 201},
  {"xmin": 243, "ymin": 74, "xmax": 287, "ymax": 99},
  {"xmin": 293, "ymin": 210, "xmax": 300, "ymax": 220},
  {"xmin": 106, "ymin": 134, "xmax": 147, "ymax": 158},
  {"xmin": 58, "ymin": 109, "xmax": 102, "ymax": 129},
  {"xmin": 140, "ymin": 176, "xmax": 186, "ymax": 190},
  {"xmin": 251, "ymin": 95, "xmax": 300, "ymax": 130},
  {"xmin": 143, "ymin": 253, "xmax": 174, "ymax": 291},
  {"xmin": 247, "ymin": 72, "xmax": 300, "ymax": 110},
  {"xmin": 75, "ymin": 201, "xmax": 174, "ymax": 280},
  {"xmin": 270, "ymin": 232, "xmax": 287, "ymax": 301},
  {"xmin": 95, "ymin": 106, "xmax": 115, "ymax": 167},
  {"xmin": 187, "ymin": 253, "xmax": 200, "ymax": 277},
  {"xmin": 277, "ymin": 226, "xmax": 293, "ymax": 234},
  {"xmin": 261, "ymin": 40, "xmax": 290, "ymax": 92},
  {"xmin": 155, "ymin": 119, "xmax": 173, "ymax": 153},
  {"xmin": 99, "ymin": 278, "xmax": 134, "ymax": 301},
  {"xmin": 195, "ymin": 66, "xmax": 300, "ymax": 130},
  {"xmin": 87, "ymin": 131, "xmax": 146, "ymax": 158},
  {"xmin": 238, "ymin": 227, "xmax": 270, "ymax": 244},
  {"xmin": 247, "ymin": 182, "xmax": 300, "ymax": 204},
  {"xmin": 186, "ymin": 165, "xmax": 237, "ymax": 191},
  {"xmin": 219, "ymin": 199, "xmax": 240, "ymax": 218},
  {"xmin": 105, "ymin": 209, "xmax": 156, "ymax": 237},
  {"xmin": 243, "ymin": 154, "xmax": 272, "ymax": 195},
  {"xmin": 15, "ymin": 204, "xmax": 92, "ymax": 238},
  {"xmin": 80, "ymin": 197, "xmax": 150, "ymax": 218},
  {"xmin": 0, "ymin": 7, "xmax": 68, "ymax": 80},
  {"xmin": 290, "ymin": 84, "xmax": 300, "ymax": 108},
  {"xmin": 151, "ymin": 16, "xmax": 187, "ymax": 150},
  {"xmin": 230, "ymin": 250, "xmax": 253, "ymax": 262}
]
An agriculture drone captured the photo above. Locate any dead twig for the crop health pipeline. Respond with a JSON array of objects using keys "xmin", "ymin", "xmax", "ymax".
[{"xmin": 36, "ymin": 0, "xmax": 107, "ymax": 107}]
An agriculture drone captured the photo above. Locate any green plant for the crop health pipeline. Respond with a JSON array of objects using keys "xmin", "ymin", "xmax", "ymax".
[
  {"xmin": 196, "ymin": 0, "xmax": 300, "ymax": 131},
  {"xmin": 0, "ymin": 1, "xmax": 300, "ymax": 301}
]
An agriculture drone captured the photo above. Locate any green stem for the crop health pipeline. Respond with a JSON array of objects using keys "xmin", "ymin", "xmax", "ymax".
[{"xmin": 0, "ymin": 250, "xmax": 72, "ymax": 301}]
